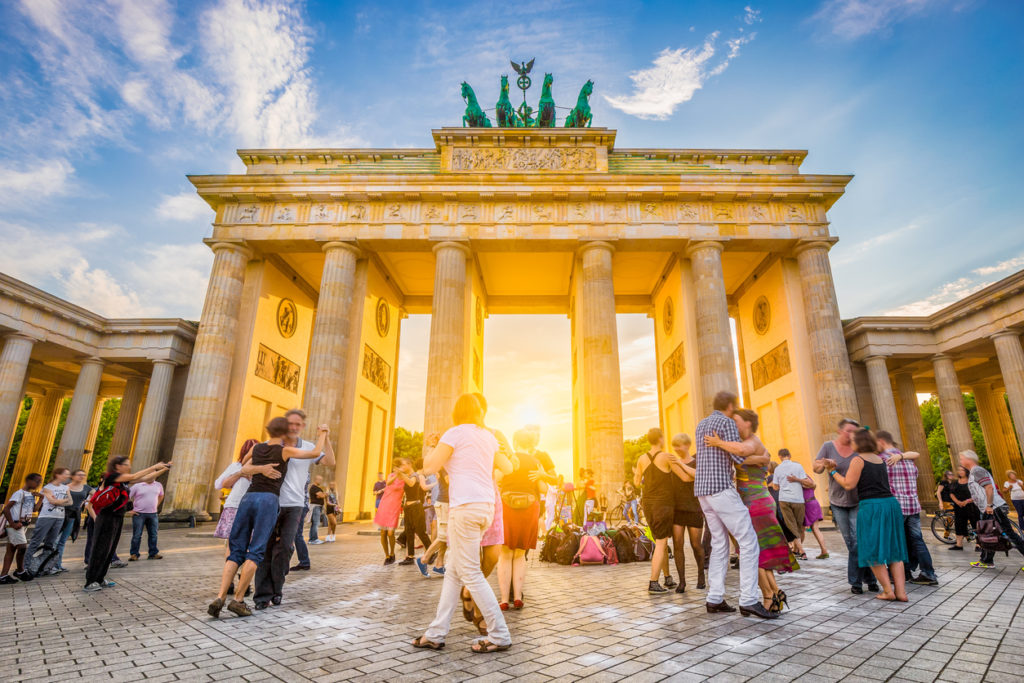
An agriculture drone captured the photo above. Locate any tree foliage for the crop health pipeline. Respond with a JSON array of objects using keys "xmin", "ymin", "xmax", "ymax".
[
  {"xmin": 919, "ymin": 394, "xmax": 988, "ymax": 480},
  {"xmin": 392, "ymin": 426, "xmax": 423, "ymax": 467},
  {"xmin": 86, "ymin": 399, "xmax": 121, "ymax": 486},
  {"xmin": 623, "ymin": 435, "xmax": 650, "ymax": 479}
]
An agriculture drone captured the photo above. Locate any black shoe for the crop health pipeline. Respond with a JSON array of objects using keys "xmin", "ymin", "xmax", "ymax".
[
  {"xmin": 13, "ymin": 570, "xmax": 33, "ymax": 582},
  {"xmin": 271, "ymin": 595, "xmax": 282, "ymax": 605},
  {"xmin": 648, "ymin": 581, "xmax": 668, "ymax": 594},
  {"xmin": 910, "ymin": 575, "xmax": 939, "ymax": 586},
  {"xmin": 0, "ymin": 575, "xmax": 16, "ymax": 585},
  {"xmin": 254, "ymin": 601, "xmax": 270, "ymax": 610},
  {"xmin": 663, "ymin": 575, "xmax": 677, "ymax": 588},
  {"xmin": 851, "ymin": 585, "xmax": 864, "ymax": 594},
  {"xmin": 740, "ymin": 602, "xmax": 779, "ymax": 619},
  {"xmin": 948, "ymin": 545, "xmax": 964, "ymax": 551},
  {"xmin": 867, "ymin": 583, "xmax": 880, "ymax": 593},
  {"xmin": 674, "ymin": 584, "xmax": 687, "ymax": 594},
  {"xmin": 207, "ymin": 598, "xmax": 224, "ymax": 618},
  {"xmin": 290, "ymin": 564, "xmax": 310, "ymax": 571},
  {"xmin": 729, "ymin": 556, "xmax": 739, "ymax": 569},
  {"xmin": 384, "ymin": 555, "xmax": 396, "ymax": 565},
  {"xmin": 398, "ymin": 557, "xmax": 415, "ymax": 566},
  {"xmin": 706, "ymin": 600, "xmax": 736, "ymax": 613}
]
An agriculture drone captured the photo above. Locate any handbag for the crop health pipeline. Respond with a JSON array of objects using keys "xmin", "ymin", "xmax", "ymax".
[{"xmin": 501, "ymin": 491, "xmax": 536, "ymax": 509}]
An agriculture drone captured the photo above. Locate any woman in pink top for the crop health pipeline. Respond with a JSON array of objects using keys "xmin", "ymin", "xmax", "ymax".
[{"xmin": 414, "ymin": 393, "xmax": 514, "ymax": 654}]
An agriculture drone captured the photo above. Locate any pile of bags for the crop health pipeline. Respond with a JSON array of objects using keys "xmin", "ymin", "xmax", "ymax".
[{"xmin": 540, "ymin": 523, "xmax": 655, "ymax": 566}]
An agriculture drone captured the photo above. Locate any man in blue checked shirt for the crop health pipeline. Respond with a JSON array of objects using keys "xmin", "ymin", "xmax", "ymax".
[{"xmin": 695, "ymin": 391, "xmax": 776, "ymax": 619}]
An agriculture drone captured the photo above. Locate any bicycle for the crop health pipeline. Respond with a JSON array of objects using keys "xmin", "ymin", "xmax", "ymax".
[
  {"xmin": 930, "ymin": 508, "xmax": 975, "ymax": 545},
  {"xmin": 605, "ymin": 493, "xmax": 643, "ymax": 526}
]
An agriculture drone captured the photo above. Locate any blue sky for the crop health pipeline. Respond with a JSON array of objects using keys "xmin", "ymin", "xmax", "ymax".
[{"xmin": 1, "ymin": 0, "xmax": 1022, "ymax": 452}]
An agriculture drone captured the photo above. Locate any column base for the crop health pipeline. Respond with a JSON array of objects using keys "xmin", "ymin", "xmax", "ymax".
[{"xmin": 160, "ymin": 509, "xmax": 212, "ymax": 524}]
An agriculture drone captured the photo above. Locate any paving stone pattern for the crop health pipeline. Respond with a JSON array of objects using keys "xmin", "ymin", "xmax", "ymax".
[{"xmin": 3, "ymin": 522, "xmax": 1023, "ymax": 682}]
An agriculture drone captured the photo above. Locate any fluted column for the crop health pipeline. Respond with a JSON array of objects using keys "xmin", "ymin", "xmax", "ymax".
[
  {"xmin": 865, "ymin": 356, "xmax": 902, "ymax": 442},
  {"xmin": 685, "ymin": 241, "xmax": 737, "ymax": 413},
  {"xmin": 932, "ymin": 354, "xmax": 973, "ymax": 470},
  {"xmin": 10, "ymin": 388, "xmax": 66, "ymax": 488},
  {"xmin": 0, "ymin": 334, "xmax": 35, "ymax": 476},
  {"xmin": 164, "ymin": 242, "xmax": 251, "ymax": 519},
  {"xmin": 109, "ymin": 375, "xmax": 146, "ymax": 458},
  {"xmin": 303, "ymin": 242, "xmax": 362, "ymax": 502},
  {"xmin": 972, "ymin": 383, "xmax": 1022, "ymax": 481},
  {"xmin": 53, "ymin": 358, "xmax": 105, "ymax": 471},
  {"xmin": 82, "ymin": 397, "xmax": 107, "ymax": 472},
  {"xmin": 794, "ymin": 241, "xmax": 859, "ymax": 444},
  {"xmin": 578, "ymin": 242, "xmax": 624, "ymax": 504},
  {"xmin": 423, "ymin": 242, "xmax": 471, "ymax": 439},
  {"xmin": 993, "ymin": 331, "xmax": 1024, "ymax": 458},
  {"xmin": 132, "ymin": 361, "xmax": 177, "ymax": 471},
  {"xmin": 894, "ymin": 372, "xmax": 936, "ymax": 508}
]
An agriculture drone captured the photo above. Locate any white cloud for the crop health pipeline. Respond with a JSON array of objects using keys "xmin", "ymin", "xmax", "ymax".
[
  {"xmin": 744, "ymin": 6, "xmax": 763, "ymax": 24},
  {"xmin": 0, "ymin": 158, "xmax": 74, "ymax": 208},
  {"xmin": 884, "ymin": 252, "xmax": 1024, "ymax": 316},
  {"xmin": 833, "ymin": 221, "xmax": 921, "ymax": 266},
  {"xmin": 603, "ymin": 31, "xmax": 754, "ymax": 120},
  {"xmin": 811, "ymin": 0, "xmax": 941, "ymax": 40},
  {"xmin": 128, "ymin": 243, "xmax": 212, "ymax": 318},
  {"xmin": 156, "ymin": 192, "xmax": 213, "ymax": 222},
  {"xmin": 64, "ymin": 261, "xmax": 148, "ymax": 317}
]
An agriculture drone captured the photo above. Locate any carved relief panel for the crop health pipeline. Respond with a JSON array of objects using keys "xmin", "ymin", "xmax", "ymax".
[{"xmin": 751, "ymin": 341, "xmax": 791, "ymax": 391}]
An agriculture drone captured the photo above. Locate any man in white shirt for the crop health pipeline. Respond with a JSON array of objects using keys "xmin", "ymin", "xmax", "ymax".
[
  {"xmin": 772, "ymin": 449, "xmax": 812, "ymax": 558},
  {"xmin": 253, "ymin": 408, "xmax": 334, "ymax": 609}
]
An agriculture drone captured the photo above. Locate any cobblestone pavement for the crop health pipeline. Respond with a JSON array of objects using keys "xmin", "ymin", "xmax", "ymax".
[{"xmin": 3, "ymin": 520, "xmax": 1023, "ymax": 682}]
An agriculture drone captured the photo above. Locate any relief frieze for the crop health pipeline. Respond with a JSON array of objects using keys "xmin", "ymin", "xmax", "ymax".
[
  {"xmin": 255, "ymin": 344, "xmax": 301, "ymax": 393},
  {"xmin": 751, "ymin": 341, "xmax": 791, "ymax": 391},
  {"xmin": 449, "ymin": 146, "xmax": 597, "ymax": 172},
  {"xmin": 362, "ymin": 344, "xmax": 391, "ymax": 393},
  {"xmin": 662, "ymin": 342, "xmax": 685, "ymax": 390}
]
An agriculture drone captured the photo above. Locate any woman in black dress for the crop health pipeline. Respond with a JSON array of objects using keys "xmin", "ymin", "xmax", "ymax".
[
  {"xmin": 634, "ymin": 428, "xmax": 685, "ymax": 594},
  {"xmin": 669, "ymin": 433, "xmax": 705, "ymax": 591},
  {"xmin": 948, "ymin": 465, "xmax": 979, "ymax": 551}
]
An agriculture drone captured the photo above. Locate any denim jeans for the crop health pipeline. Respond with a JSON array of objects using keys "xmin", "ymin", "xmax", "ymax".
[
  {"xmin": 903, "ymin": 513, "xmax": 936, "ymax": 580},
  {"xmin": 980, "ymin": 505, "xmax": 1024, "ymax": 564},
  {"xmin": 25, "ymin": 517, "xmax": 65, "ymax": 575},
  {"xmin": 254, "ymin": 505, "xmax": 305, "ymax": 604},
  {"xmin": 308, "ymin": 505, "xmax": 322, "ymax": 541},
  {"xmin": 227, "ymin": 492, "xmax": 281, "ymax": 565},
  {"xmin": 56, "ymin": 516, "xmax": 75, "ymax": 569},
  {"xmin": 626, "ymin": 499, "xmax": 639, "ymax": 524},
  {"xmin": 831, "ymin": 504, "xmax": 874, "ymax": 586},
  {"xmin": 130, "ymin": 512, "xmax": 160, "ymax": 557},
  {"xmin": 293, "ymin": 506, "xmax": 310, "ymax": 565}
]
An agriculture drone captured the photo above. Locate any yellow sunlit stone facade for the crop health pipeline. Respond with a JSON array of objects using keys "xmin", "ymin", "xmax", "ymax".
[{"xmin": 162, "ymin": 127, "xmax": 863, "ymax": 520}]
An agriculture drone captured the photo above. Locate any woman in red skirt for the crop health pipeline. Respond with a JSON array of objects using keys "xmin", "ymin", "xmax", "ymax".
[{"xmin": 497, "ymin": 428, "xmax": 555, "ymax": 610}]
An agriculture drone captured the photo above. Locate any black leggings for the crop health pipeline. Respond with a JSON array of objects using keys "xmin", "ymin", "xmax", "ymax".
[
  {"xmin": 403, "ymin": 503, "xmax": 430, "ymax": 557},
  {"xmin": 85, "ymin": 512, "xmax": 124, "ymax": 586}
]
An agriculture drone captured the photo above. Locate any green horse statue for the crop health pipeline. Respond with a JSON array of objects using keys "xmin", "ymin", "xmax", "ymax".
[
  {"xmin": 495, "ymin": 75, "xmax": 516, "ymax": 128},
  {"xmin": 536, "ymin": 73, "xmax": 555, "ymax": 127},
  {"xmin": 564, "ymin": 80, "xmax": 594, "ymax": 128},
  {"xmin": 461, "ymin": 82, "xmax": 491, "ymax": 127}
]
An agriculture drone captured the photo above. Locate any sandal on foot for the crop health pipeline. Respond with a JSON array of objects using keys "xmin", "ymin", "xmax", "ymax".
[
  {"xmin": 412, "ymin": 636, "xmax": 445, "ymax": 650},
  {"xmin": 472, "ymin": 607, "xmax": 488, "ymax": 635},
  {"xmin": 460, "ymin": 588, "xmax": 475, "ymax": 623},
  {"xmin": 471, "ymin": 639, "xmax": 511, "ymax": 654}
]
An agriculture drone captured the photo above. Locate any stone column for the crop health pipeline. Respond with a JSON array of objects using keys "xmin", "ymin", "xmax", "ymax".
[
  {"xmin": 685, "ymin": 241, "xmax": 737, "ymax": 413},
  {"xmin": 164, "ymin": 242, "xmax": 251, "ymax": 520},
  {"xmin": 82, "ymin": 397, "xmax": 107, "ymax": 472},
  {"xmin": 10, "ymin": 388, "xmax": 66, "ymax": 488},
  {"xmin": 893, "ymin": 372, "xmax": 937, "ymax": 508},
  {"xmin": 864, "ymin": 356, "xmax": 902, "ymax": 442},
  {"xmin": 972, "ymin": 383, "xmax": 1023, "ymax": 479},
  {"xmin": 53, "ymin": 358, "xmax": 105, "ymax": 471},
  {"xmin": 109, "ymin": 375, "xmax": 146, "ymax": 458},
  {"xmin": 993, "ymin": 331, "xmax": 1024, "ymax": 458},
  {"xmin": 794, "ymin": 241, "xmax": 859, "ymax": 444},
  {"xmin": 132, "ymin": 361, "xmax": 177, "ymax": 471},
  {"xmin": 303, "ymin": 242, "xmax": 362, "ymax": 501},
  {"xmin": 729, "ymin": 304, "xmax": 751, "ymax": 408},
  {"xmin": 423, "ymin": 242, "xmax": 471, "ymax": 439},
  {"xmin": 0, "ymin": 333, "xmax": 35, "ymax": 476},
  {"xmin": 932, "ymin": 354, "xmax": 973, "ymax": 470},
  {"xmin": 578, "ymin": 242, "xmax": 625, "ymax": 504}
]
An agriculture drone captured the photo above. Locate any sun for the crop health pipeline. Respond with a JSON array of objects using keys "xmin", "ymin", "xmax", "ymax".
[{"xmin": 514, "ymin": 401, "xmax": 543, "ymax": 427}]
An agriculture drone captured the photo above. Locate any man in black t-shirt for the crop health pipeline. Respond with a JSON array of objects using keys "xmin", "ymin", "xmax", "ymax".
[{"xmin": 308, "ymin": 476, "xmax": 326, "ymax": 545}]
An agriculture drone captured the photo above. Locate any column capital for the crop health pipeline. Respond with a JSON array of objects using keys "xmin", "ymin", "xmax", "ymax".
[
  {"xmin": 3, "ymin": 332, "xmax": 38, "ymax": 344},
  {"xmin": 793, "ymin": 238, "xmax": 838, "ymax": 257},
  {"xmin": 577, "ymin": 240, "xmax": 616, "ymax": 257},
  {"xmin": 431, "ymin": 240, "xmax": 472, "ymax": 257},
  {"xmin": 931, "ymin": 353, "xmax": 955, "ymax": 363},
  {"xmin": 321, "ymin": 241, "xmax": 362, "ymax": 258},
  {"xmin": 684, "ymin": 239, "xmax": 724, "ymax": 258},
  {"xmin": 992, "ymin": 329, "xmax": 1022, "ymax": 342},
  {"xmin": 78, "ymin": 357, "xmax": 106, "ymax": 368},
  {"xmin": 893, "ymin": 369, "xmax": 916, "ymax": 379},
  {"xmin": 208, "ymin": 240, "xmax": 253, "ymax": 260},
  {"xmin": 864, "ymin": 354, "xmax": 890, "ymax": 364},
  {"xmin": 151, "ymin": 358, "xmax": 178, "ymax": 368}
]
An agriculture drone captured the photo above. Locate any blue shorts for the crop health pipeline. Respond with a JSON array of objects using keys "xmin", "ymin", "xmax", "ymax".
[{"xmin": 227, "ymin": 492, "xmax": 280, "ymax": 565}]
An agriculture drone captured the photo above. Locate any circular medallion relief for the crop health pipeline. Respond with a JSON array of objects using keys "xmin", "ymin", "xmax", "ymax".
[
  {"xmin": 375, "ymin": 298, "xmax": 390, "ymax": 337},
  {"xmin": 663, "ymin": 298, "xmax": 674, "ymax": 335},
  {"xmin": 753, "ymin": 296, "xmax": 771, "ymax": 335},
  {"xmin": 276, "ymin": 298, "xmax": 297, "ymax": 338},
  {"xmin": 475, "ymin": 298, "xmax": 484, "ymax": 335}
]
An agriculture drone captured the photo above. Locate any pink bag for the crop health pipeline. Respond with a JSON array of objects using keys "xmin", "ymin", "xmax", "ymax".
[
  {"xmin": 572, "ymin": 535, "xmax": 607, "ymax": 565},
  {"xmin": 599, "ymin": 535, "xmax": 619, "ymax": 565}
]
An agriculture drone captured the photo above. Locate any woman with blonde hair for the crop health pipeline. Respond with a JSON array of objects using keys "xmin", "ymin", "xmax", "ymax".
[
  {"xmin": 414, "ymin": 393, "xmax": 514, "ymax": 654},
  {"xmin": 669, "ymin": 433, "xmax": 705, "ymax": 591}
]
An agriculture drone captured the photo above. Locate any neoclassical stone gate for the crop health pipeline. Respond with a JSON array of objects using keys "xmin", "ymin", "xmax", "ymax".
[{"xmin": 163, "ymin": 128, "xmax": 860, "ymax": 520}]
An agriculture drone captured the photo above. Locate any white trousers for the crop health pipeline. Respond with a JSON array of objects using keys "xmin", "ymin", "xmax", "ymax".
[
  {"xmin": 423, "ymin": 503, "xmax": 511, "ymax": 646},
  {"xmin": 698, "ymin": 488, "xmax": 761, "ymax": 606}
]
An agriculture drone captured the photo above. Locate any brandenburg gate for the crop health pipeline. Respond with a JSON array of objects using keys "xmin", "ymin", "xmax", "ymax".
[{"xmin": 162, "ymin": 126, "xmax": 859, "ymax": 520}]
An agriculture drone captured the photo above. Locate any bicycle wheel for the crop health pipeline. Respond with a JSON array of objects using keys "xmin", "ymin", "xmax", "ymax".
[
  {"xmin": 606, "ymin": 502, "xmax": 623, "ymax": 526},
  {"xmin": 930, "ymin": 512, "xmax": 955, "ymax": 544}
]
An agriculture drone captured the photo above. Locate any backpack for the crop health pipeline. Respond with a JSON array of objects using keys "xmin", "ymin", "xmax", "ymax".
[
  {"xmin": 555, "ymin": 530, "xmax": 581, "ymax": 565},
  {"xmin": 541, "ymin": 529, "xmax": 565, "ymax": 563},
  {"xmin": 976, "ymin": 517, "xmax": 1012, "ymax": 554},
  {"xmin": 572, "ymin": 534, "xmax": 607, "ymax": 565},
  {"xmin": 599, "ymin": 534, "xmax": 619, "ymax": 565},
  {"xmin": 613, "ymin": 526, "xmax": 638, "ymax": 563},
  {"xmin": 634, "ymin": 533, "xmax": 654, "ymax": 562},
  {"xmin": 89, "ymin": 483, "xmax": 130, "ymax": 515}
]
